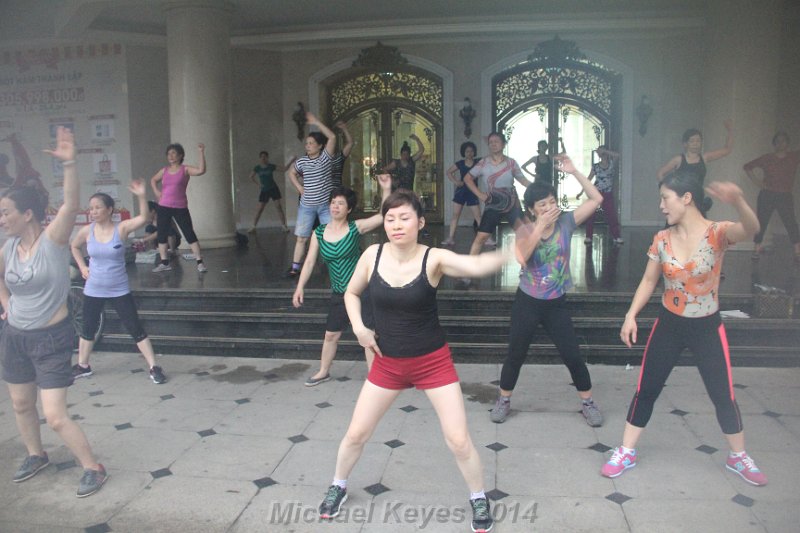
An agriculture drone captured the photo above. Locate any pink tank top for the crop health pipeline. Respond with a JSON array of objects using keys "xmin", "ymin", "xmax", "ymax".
[{"xmin": 160, "ymin": 165, "xmax": 190, "ymax": 208}]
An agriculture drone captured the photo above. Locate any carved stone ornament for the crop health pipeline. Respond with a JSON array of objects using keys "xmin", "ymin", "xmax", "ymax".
[
  {"xmin": 352, "ymin": 42, "xmax": 409, "ymax": 70},
  {"xmin": 527, "ymin": 35, "xmax": 587, "ymax": 63}
]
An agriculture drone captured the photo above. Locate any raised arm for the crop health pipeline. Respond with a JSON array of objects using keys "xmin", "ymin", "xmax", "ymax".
[
  {"xmin": 409, "ymin": 134, "xmax": 425, "ymax": 162},
  {"xmin": 292, "ymin": 232, "xmax": 321, "ymax": 308},
  {"xmin": 703, "ymin": 120, "xmax": 733, "ymax": 163},
  {"xmin": 598, "ymin": 146, "xmax": 620, "ymax": 159},
  {"xmin": 656, "ymin": 155, "xmax": 681, "ymax": 181},
  {"xmin": 354, "ymin": 173, "xmax": 392, "ymax": 234},
  {"xmin": 185, "ymin": 143, "xmax": 206, "ymax": 176},
  {"xmin": 306, "ymin": 112, "xmax": 337, "ymax": 157},
  {"xmin": 118, "ymin": 179, "xmax": 151, "ymax": 240},
  {"xmin": 430, "ymin": 247, "xmax": 508, "ymax": 284},
  {"xmin": 705, "ymin": 181, "xmax": 759, "ymax": 243},
  {"xmin": 558, "ymin": 137, "xmax": 566, "ymax": 154},
  {"xmin": 70, "ymin": 224, "xmax": 92, "ymax": 280},
  {"xmin": 557, "ymin": 154, "xmax": 602, "ymax": 225},
  {"xmin": 514, "ymin": 208, "xmax": 560, "ymax": 265},
  {"xmin": 620, "ymin": 258, "xmax": 661, "ymax": 348},
  {"xmin": 336, "ymin": 121, "xmax": 354, "ymax": 158},
  {"xmin": 43, "ymin": 126, "xmax": 80, "ymax": 246}
]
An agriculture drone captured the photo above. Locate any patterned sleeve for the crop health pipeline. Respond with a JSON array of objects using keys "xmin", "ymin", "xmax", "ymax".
[
  {"xmin": 713, "ymin": 221, "xmax": 734, "ymax": 250},
  {"xmin": 294, "ymin": 157, "xmax": 304, "ymax": 174},
  {"xmin": 647, "ymin": 232, "xmax": 661, "ymax": 262},
  {"xmin": 511, "ymin": 158, "xmax": 524, "ymax": 178},
  {"xmin": 467, "ymin": 159, "xmax": 484, "ymax": 178}
]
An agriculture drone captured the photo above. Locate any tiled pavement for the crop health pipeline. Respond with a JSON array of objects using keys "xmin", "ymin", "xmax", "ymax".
[{"xmin": 0, "ymin": 352, "xmax": 798, "ymax": 532}]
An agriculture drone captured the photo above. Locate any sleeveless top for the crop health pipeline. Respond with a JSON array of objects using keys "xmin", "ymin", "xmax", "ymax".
[
  {"xmin": 367, "ymin": 244, "xmax": 445, "ymax": 357},
  {"xmin": 315, "ymin": 220, "xmax": 360, "ymax": 294},
  {"xmin": 535, "ymin": 155, "xmax": 554, "ymax": 185},
  {"xmin": 392, "ymin": 159, "xmax": 416, "ymax": 191},
  {"xmin": 160, "ymin": 165, "xmax": 190, "ymax": 208},
  {"xmin": 84, "ymin": 223, "xmax": 130, "ymax": 298},
  {"xmin": 592, "ymin": 160, "xmax": 616, "ymax": 193},
  {"xmin": 3, "ymin": 233, "xmax": 69, "ymax": 330},
  {"xmin": 677, "ymin": 154, "xmax": 706, "ymax": 182}
]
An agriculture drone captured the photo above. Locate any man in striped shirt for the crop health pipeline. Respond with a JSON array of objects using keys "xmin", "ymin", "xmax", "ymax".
[{"xmin": 287, "ymin": 112, "xmax": 338, "ymax": 276}]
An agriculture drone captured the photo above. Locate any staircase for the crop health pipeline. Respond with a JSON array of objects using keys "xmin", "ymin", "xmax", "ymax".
[{"xmin": 96, "ymin": 288, "xmax": 800, "ymax": 367}]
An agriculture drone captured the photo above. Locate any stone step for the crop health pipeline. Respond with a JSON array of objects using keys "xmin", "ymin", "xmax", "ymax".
[{"xmin": 97, "ymin": 333, "xmax": 800, "ymax": 367}]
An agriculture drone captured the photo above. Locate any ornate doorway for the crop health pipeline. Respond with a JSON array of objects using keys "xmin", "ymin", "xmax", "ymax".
[
  {"xmin": 493, "ymin": 37, "xmax": 621, "ymax": 212},
  {"xmin": 323, "ymin": 43, "xmax": 444, "ymax": 221}
]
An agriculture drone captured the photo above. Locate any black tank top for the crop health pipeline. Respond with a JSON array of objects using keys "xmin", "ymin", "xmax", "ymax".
[
  {"xmin": 367, "ymin": 244, "xmax": 446, "ymax": 357},
  {"xmin": 678, "ymin": 154, "xmax": 706, "ymax": 182}
]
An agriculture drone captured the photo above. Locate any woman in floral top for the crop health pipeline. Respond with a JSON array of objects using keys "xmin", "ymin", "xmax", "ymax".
[
  {"xmin": 602, "ymin": 172, "xmax": 767, "ymax": 487},
  {"xmin": 490, "ymin": 155, "xmax": 606, "ymax": 428}
]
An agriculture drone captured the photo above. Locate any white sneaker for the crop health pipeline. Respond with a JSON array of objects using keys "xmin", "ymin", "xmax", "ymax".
[
  {"xmin": 152, "ymin": 263, "xmax": 172, "ymax": 273},
  {"xmin": 197, "ymin": 262, "xmax": 208, "ymax": 273},
  {"xmin": 613, "ymin": 237, "xmax": 624, "ymax": 245},
  {"xmin": 182, "ymin": 253, "xmax": 196, "ymax": 261}
]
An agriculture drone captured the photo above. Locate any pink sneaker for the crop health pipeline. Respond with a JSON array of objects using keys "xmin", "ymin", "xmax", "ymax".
[
  {"xmin": 726, "ymin": 453, "xmax": 767, "ymax": 486},
  {"xmin": 601, "ymin": 447, "xmax": 637, "ymax": 478}
]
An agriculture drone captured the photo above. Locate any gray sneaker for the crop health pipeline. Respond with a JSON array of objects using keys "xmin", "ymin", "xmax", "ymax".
[
  {"xmin": 490, "ymin": 396, "xmax": 511, "ymax": 423},
  {"xmin": 13, "ymin": 453, "xmax": 50, "ymax": 482},
  {"xmin": 152, "ymin": 263, "xmax": 172, "ymax": 273},
  {"xmin": 77, "ymin": 464, "xmax": 108, "ymax": 498},
  {"xmin": 581, "ymin": 400, "xmax": 604, "ymax": 427}
]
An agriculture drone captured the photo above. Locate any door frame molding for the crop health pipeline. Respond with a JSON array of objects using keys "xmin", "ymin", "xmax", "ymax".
[
  {"xmin": 309, "ymin": 55, "xmax": 455, "ymax": 221},
  {"xmin": 481, "ymin": 48, "xmax": 635, "ymax": 224}
]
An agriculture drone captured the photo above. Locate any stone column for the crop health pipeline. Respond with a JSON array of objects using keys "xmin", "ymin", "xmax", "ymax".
[
  {"xmin": 165, "ymin": 0, "xmax": 235, "ymax": 248},
  {"xmin": 702, "ymin": 0, "xmax": 781, "ymax": 233}
]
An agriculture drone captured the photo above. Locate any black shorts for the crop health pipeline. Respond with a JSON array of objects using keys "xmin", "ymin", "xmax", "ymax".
[
  {"xmin": 477, "ymin": 204, "xmax": 524, "ymax": 234},
  {"xmin": 1, "ymin": 319, "xmax": 74, "ymax": 389},
  {"xmin": 326, "ymin": 291, "xmax": 375, "ymax": 333},
  {"xmin": 259, "ymin": 187, "xmax": 282, "ymax": 203}
]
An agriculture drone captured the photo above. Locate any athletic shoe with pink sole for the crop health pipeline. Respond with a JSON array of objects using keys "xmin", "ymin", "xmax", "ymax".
[
  {"xmin": 601, "ymin": 447, "xmax": 637, "ymax": 478},
  {"xmin": 726, "ymin": 452, "xmax": 767, "ymax": 486}
]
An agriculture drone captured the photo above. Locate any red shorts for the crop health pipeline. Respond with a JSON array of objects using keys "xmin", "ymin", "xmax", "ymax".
[{"xmin": 367, "ymin": 344, "xmax": 459, "ymax": 390}]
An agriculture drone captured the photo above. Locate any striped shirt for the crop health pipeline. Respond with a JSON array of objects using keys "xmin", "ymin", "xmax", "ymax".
[
  {"xmin": 295, "ymin": 150, "xmax": 333, "ymax": 206},
  {"xmin": 315, "ymin": 220, "xmax": 361, "ymax": 294}
]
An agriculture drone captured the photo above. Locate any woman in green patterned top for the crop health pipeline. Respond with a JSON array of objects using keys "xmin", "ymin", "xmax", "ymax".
[{"xmin": 293, "ymin": 173, "xmax": 393, "ymax": 386}]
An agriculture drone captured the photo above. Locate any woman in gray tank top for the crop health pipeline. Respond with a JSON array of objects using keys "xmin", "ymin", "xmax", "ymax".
[{"xmin": 0, "ymin": 127, "xmax": 108, "ymax": 497}]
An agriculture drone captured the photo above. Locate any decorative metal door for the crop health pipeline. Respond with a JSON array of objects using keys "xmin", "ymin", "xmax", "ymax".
[
  {"xmin": 323, "ymin": 43, "xmax": 444, "ymax": 221},
  {"xmin": 493, "ymin": 37, "xmax": 621, "ymax": 211}
]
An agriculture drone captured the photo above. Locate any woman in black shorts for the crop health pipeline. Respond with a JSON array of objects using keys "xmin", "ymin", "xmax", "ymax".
[{"xmin": 0, "ymin": 127, "xmax": 107, "ymax": 497}]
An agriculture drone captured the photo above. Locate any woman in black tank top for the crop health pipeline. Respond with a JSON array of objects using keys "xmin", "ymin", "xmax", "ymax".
[
  {"xmin": 657, "ymin": 122, "xmax": 734, "ymax": 183},
  {"xmin": 316, "ymin": 190, "xmax": 508, "ymax": 532}
]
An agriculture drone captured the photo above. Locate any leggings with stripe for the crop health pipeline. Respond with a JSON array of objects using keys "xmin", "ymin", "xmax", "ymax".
[{"xmin": 627, "ymin": 308, "xmax": 742, "ymax": 434}]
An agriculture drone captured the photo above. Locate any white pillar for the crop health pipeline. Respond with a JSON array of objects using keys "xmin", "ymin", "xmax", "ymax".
[{"xmin": 165, "ymin": 0, "xmax": 235, "ymax": 248}]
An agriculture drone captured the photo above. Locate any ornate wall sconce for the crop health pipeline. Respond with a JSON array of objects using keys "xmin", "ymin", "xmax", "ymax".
[
  {"xmin": 292, "ymin": 102, "xmax": 307, "ymax": 141},
  {"xmin": 459, "ymin": 97, "xmax": 476, "ymax": 138},
  {"xmin": 636, "ymin": 95, "xmax": 652, "ymax": 137}
]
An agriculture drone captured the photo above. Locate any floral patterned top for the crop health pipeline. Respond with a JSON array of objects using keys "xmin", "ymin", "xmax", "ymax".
[
  {"xmin": 648, "ymin": 221, "xmax": 732, "ymax": 317},
  {"xmin": 518, "ymin": 211, "xmax": 577, "ymax": 300}
]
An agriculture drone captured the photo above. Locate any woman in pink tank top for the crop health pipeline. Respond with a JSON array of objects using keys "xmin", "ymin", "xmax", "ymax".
[{"xmin": 149, "ymin": 142, "xmax": 207, "ymax": 273}]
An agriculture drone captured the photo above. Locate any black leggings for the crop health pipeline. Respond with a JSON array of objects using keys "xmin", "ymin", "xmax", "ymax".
[
  {"xmin": 627, "ymin": 308, "xmax": 742, "ymax": 434},
  {"xmin": 753, "ymin": 189, "xmax": 800, "ymax": 245},
  {"xmin": 82, "ymin": 293, "xmax": 147, "ymax": 343},
  {"xmin": 157, "ymin": 205, "xmax": 198, "ymax": 245},
  {"xmin": 500, "ymin": 290, "xmax": 592, "ymax": 392}
]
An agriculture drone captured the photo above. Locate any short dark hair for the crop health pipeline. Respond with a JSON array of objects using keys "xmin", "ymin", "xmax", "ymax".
[
  {"xmin": 330, "ymin": 186, "xmax": 357, "ymax": 211},
  {"xmin": 488, "ymin": 131, "xmax": 507, "ymax": 145},
  {"xmin": 660, "ymin": 171, "xmax": 708, "ymax": 214},
  {"xmin": 308, "ymin": 132, "xmax": 327, "ymax": 147},
  {"xmin": 259, "ymin": 151, "xmax": 269, "ymax": 158},
  {"xmin": 166, "ymin": 143, "xmax": 185, "ymax": 163},
  {"xmin": 2, "ymin": 186, "xmax": 47, "ymax": 222},
  {"xmin": 681, "ymin": 129, "xmax": 702, "ymax": 143},
  {"xmin": 460, "ymin": 141, "xmax": 477, "ymax": 158},
  {"xmin": 537, "ymin": 140, "xmax": 548, "ymax": 149},
  {"xmin": 523, "ymin": 182, "xmax": 557, "ymax": 208},
  {"xmin": 90, "ymin": 192, "xmax": 115, "ymax": 209},
  {"xmin": 381, "ymin": 189, "xmax": 423, "ymax": 218}
]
